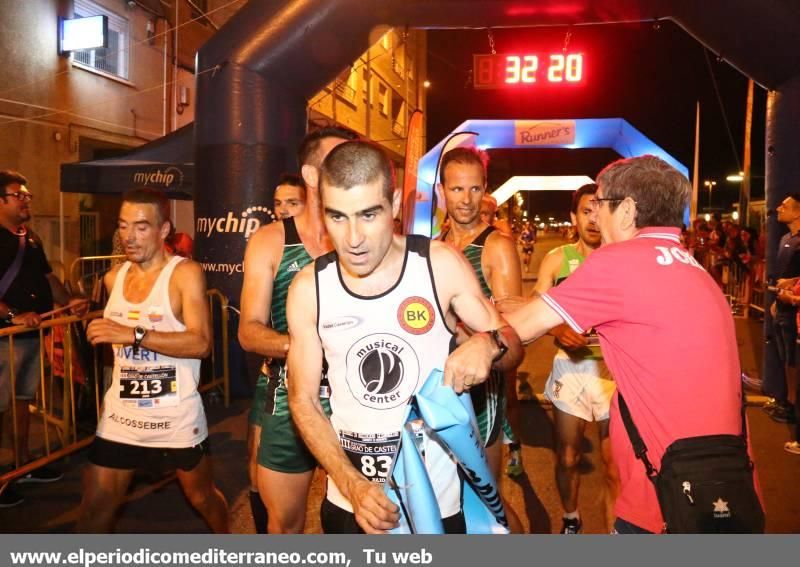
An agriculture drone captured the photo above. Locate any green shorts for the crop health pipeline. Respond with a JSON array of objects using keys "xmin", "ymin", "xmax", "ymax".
[
  {"xmin": 470, "ymin": 369, "xmax": 505, "ymax": 447},
  {"xmin": 248, "ymin": 372, "xmax": 270, "ymax": 427},
  {"xmin": 257, "ymin": 378, "xmax": 331, "ymax": 473}
]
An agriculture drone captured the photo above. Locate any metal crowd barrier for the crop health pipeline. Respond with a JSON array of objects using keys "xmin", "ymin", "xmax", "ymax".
[
  {"xmin": 721, "ymin": 261, "xmax": 753, "ymax": 317},
  {"xmin": 694, "ymin": 247, "xmax": 764, "ymax": 318},
  {"xmin": 201, "ymin": 289, "xmax": 231, "ymax": 407},
  {"xmin": 68, "ymin": 254, "xmax": 126, "ymax": 304},
  {"xmin": 0, "ymin": 289, "xmax": 230, "ymax": 489}
]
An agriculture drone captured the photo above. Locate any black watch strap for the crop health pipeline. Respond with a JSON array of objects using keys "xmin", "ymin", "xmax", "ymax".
[
  {"xmin": 489, "ymin": 328, "xmax": 508, "ymax": 362},
  {"xmin": 133, "ymin": 326, "xmax": 147, "ymax": 353}
]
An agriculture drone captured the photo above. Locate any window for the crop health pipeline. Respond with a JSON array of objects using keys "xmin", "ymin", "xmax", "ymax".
[
  {"xmin": 73, "ymin": 0, "xmax": 129, "ymax": 80},
  {"xmin": 378, "ymin": 82, "xmax": 390, "ymax": 117},
  {"xmin": 362, "ymin": 67, "xmax": 371, "ymax": 104},
  {"xmin": 391, "ymin": 90, "xmax": 405, "ymax": 136}
]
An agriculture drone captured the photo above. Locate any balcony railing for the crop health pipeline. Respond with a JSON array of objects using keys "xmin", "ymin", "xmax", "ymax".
[
  {"xmin": 392, "ymin": 120, "xmax": 405, "ymax": 137},
  {"xmin": 335, "ymin": 81, "xmax": 357, "ymax": 103}
]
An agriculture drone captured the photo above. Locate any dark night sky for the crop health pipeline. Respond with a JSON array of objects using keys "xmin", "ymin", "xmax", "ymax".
[{"xmin": 426, "ymin": 21, "xmax": 766, "ymax": 221}]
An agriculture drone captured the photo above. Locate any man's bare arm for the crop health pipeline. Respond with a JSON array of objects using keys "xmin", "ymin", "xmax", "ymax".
[
  {"xmin": 484, "ymin": 231, "xmax": 523, "ymax": 298},
  {"xmin": 238, "ymin": 223, "xmax": 291, "ymax": 357},
  {"xmin": 431, "ymin": 242, "xmax": 523, "ymax": 391},
  {"xmin": 533, "ymin": 248, "xmax": 587, "ymax": 348},
  {"xmin": 87, "ymin": 261, "xmax": 212, "ymax": 358},
  {"xmin": 504, "ymin": 296, "xmax": 566, "ymax": 345},
  {"xmin": 532, "ymin": 250, "xmax": 561, "ymax": 296},
  {"xmin": 287, "ymin": 267, "xmax": 399, "ymax": 534}
]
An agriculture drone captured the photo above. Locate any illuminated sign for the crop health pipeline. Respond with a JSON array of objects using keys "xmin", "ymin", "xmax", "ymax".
[
  {"xmin": 59, "ymin": 15, "xmax": 108, "ymax": 54},
  {"xmin": 514, "ymin": 120, "xmax": 576, "ymax": 145},
  {"xmin": 473, "ymin": 53, "xmax": 584, "ymax": 89}
]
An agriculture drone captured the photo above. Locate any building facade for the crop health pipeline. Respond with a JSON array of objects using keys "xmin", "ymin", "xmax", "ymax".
[{"xmin": 0, "ymin": 0, "xmax": 425, "ymax": 279}]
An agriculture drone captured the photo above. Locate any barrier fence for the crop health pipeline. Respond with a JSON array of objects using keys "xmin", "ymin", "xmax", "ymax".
[
  {"xmin": 0, "ymin": 289, "xmax": 230, "ymax": 491},
  {"xmin": 693, "ymin": 246, "xmax": 765, "ymax": 317}
]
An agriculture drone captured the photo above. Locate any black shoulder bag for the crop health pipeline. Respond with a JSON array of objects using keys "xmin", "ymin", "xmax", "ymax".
[{"xmin": 618, "ymin": 393, "xmax": 765, "ymax": 533}]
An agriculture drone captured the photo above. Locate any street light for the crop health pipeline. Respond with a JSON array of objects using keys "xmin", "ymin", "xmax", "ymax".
[
  {"xmin": 726, "ymin": 171, "xmax": 744, "ymax": 182},
  {"xmin": 704, "ymin": 180, "xmax": 717, "ymax": 208}
]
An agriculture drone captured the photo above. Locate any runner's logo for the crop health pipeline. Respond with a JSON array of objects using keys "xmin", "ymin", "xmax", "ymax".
[
  {"xmin": 345, "ymin": 333, "xmax": 420, "ymax": 410},
  {"xmin": 397, "ymin": 296, "xmax": 435, "ymax": 335},
  {"xmin": 286, "ymin": 261, "xmax": 302, "ymax": 272}
]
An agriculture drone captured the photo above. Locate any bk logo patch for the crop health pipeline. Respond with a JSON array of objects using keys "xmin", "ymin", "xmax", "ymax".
[{"xmin": 397, "ymin": 296, "xmax": 435, "ymax": 335}]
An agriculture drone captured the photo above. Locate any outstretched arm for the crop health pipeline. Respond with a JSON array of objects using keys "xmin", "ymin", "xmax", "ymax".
[{"xmin": 430, "ymin": 242, "xmax": 523, "ymax": 392}]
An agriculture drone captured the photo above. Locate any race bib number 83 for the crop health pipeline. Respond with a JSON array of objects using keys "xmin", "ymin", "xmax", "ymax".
[{"xmin": 339, "ymin": 430, "xmax": 400, "ymax": 483}]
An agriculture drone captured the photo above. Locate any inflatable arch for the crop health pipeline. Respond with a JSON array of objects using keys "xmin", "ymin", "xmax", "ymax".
[{"xmin": 413, "ymin": 118, "xmax": 690, "ymax": 237}]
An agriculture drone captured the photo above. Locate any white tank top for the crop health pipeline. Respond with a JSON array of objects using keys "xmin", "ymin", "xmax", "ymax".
[
  {"xmin": 316, "ymin": 236, "xmax": 460, "ymax": 516},
  {"xmin": 97, "ymin": 256, "xmax": 207, "ymax": 448}
]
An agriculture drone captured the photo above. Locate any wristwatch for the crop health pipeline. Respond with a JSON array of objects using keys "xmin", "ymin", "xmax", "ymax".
[
  {"xmin": 132, "ymin": 325, "xmax": 148, "ymax": 353},
  {"xmin": 489, "ymin": 328, "xmax": 508, "ymax": 362},
  {"xmin": 5, "ymin": 307, "xmax": 18, "ymax": 322}
]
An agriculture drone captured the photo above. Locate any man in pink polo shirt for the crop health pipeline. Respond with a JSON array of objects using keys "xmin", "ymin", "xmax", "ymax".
[{"xmin": 499, "ymin": 155, "xmax": 744, "ymax": 533}]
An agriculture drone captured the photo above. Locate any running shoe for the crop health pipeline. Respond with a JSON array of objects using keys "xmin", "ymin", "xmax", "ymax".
[
  {"xmin": 506, "ymin": 449, "xmax": 523, "ymax": 477},
  {"xmin": 767, "ymin": 406, "xmax": 796, "ymax": 424},
  {"xmin": 0, "ymin": 485, "xmax": 23, "ymax": 508},
  {"xmin": 560, "ymin": 517, "xmax": 582, "ymax": 534},
  {"xmin": 17, "ymin": 466, "xmax": 63, "ymax": 484},
  {"xmin": 762, "ymin": 398, "xmax": 786, "ymax": 413},
  {"xmin": 784, "ymin": 441, "xmax": 800, "ymax": 455}
]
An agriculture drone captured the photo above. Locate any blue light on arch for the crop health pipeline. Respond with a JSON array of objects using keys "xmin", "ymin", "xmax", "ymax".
[{"xmin": 413, "ymin": 118, "xmax": 689, "ymax": 236}]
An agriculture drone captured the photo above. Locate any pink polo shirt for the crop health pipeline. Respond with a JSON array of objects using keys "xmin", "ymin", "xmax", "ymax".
[{"xmin": 542, "ymin": 227, "xmax": 742, "ymax": 533}]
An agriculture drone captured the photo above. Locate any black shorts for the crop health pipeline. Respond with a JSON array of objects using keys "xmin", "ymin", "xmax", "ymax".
[
  {"xmin": 88, "ymin": 436, "xmax": 209, "ymax": 475},
  {"xmin": 320, "ymin": 498, "xmax": 466, "ymax": 534}
]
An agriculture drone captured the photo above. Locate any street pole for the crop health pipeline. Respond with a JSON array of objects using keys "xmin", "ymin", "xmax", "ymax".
[{"xmin": 740, "ymin": 79, "xmax": 754, "ymax": 226}]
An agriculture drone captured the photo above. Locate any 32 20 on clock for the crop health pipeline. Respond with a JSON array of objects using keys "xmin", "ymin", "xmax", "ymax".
[{"xmin": 473, "ymin": 53, "xmax": 584, "ymax": 89}]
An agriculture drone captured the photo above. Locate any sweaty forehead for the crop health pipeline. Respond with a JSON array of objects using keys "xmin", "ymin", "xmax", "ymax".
[
  {"xmin": 275, "ymin": 184, "xmax": 303, "ymax": 200},
  {"xmin": 577, "ymin": 193, "xmax": 595, "ymax": 209},
  {"xmin": 120, "ymin": 201, "xmax": 158, "ymax": 223},
  {"xmin": 324, "ymin": 181, "xmax": 388, "ymax": 213},
  {"xmin": 443, "ymin": 161, "xmax": 485, "ymax": 185}
]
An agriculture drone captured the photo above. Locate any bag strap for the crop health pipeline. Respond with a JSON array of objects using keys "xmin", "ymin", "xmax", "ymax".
[
  {"xmin": 740, "ymin": 392, "xmax": 748, "ymax": 441},
  {"xmin": 0, "ymin": 232, "xmax": 26, "ymax": 299},
  {"xmin": 619, "ymin": 390, "xmax": 750, "ymax": 482},
  {"xmin": 617, "ymin": 393, "xmax": 658, "ymax": 480}
]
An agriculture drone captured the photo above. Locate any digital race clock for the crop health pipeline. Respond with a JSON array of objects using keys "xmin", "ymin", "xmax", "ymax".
[{"xmin": 473, "ymin": 53, "xmax": 584, "ymax": 89}]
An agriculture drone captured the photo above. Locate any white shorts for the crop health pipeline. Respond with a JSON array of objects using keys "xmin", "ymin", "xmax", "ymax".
[{"xmin": 544, "ymin": 349, "xmax": 615, "ymax": 422}]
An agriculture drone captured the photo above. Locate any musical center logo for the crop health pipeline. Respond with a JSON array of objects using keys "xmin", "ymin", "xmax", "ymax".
[{"xmin": 345, "ymin": 333, "xmax": 420, "ymax": 410}]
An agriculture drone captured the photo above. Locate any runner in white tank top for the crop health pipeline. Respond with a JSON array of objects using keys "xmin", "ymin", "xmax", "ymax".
[
  {"xmin": 78, "ymin": 189, "xmax": 228, "ymax": 533},
  {"xmin": 285, "ymin": 141, "xmax": 523, "ymax": 534},
  {"xmin": 97, "ymin": 255, "xmax": 206, "ymax": 447},
  {"xmin": 316, "ymin": 235, "xmax": 459, "ymax": 518}
]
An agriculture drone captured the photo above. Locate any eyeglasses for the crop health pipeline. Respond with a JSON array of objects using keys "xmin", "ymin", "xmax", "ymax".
[
  {"xmin": 1, "ymin": 192, "xmax": 33, "ymax": 202},
  {"xmin": 589, "ymin": 197, "xmax": 624, "ymax": 210}
]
